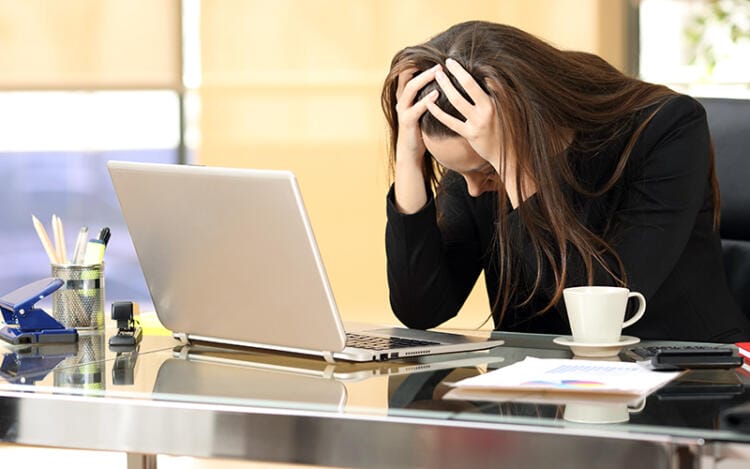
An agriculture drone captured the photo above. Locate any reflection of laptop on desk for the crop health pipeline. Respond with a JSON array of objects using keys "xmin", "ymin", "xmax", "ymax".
[
  {"xmin": 171, "ymin": 343, "xmax": 505, "ymax": 381},
  {"xmin": 107, "ymin": 161, "xmax": 504, "ymax": 362},
  {"xmin": 153, "ymin": 357, "xmax": 348, "ymax": 410}
]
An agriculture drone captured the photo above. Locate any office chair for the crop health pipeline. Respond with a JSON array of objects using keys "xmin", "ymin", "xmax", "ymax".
[{"xmin": 698, "ymin": 97, "xmax": 750, "ymax": 317}]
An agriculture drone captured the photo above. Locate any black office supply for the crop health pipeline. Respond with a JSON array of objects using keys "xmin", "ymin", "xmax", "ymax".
[
  {"xmin": 0, "ymin": 278, "xmax": 78, "ymax": 344},
  {"xmin": 108, "ymin": 301, "xmax": 142, "ymax": 349},
  {"xmin": 629, "ymin": 345, "xmax": 743, "ymax": 371}
]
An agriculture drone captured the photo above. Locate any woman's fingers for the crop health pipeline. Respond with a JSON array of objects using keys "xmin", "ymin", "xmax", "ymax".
[
  {"xmin": 434, "ymin": 68, "xmax": 475, "ymax": 118},
  {"xmin": 433, "ymin": 58, "xmax": 498, "ymax": 138},
  {"xmin": 396, "ymin": 68, "xmax": 417, "ymax": 102},
  {"xmin": 396, "ymin": 90, "xmax": 438, "ymax": 161},
  {"xmin": 425, "ymin": 99, "xmax": 466, "ymax": 135},
  {"xmin": 434, "ymin": 58, "xmax": 493, "ymax": 123},
  {"xmin": 428, "ymin": 59, "xmax": 501, "ymax": 167},
  {"xmin": 444, "ymin": 58, "xmax": 489, "ymax": 110},
  {"xmin": 397, "ymin": 65, "xmax": 440, "ymax": 112},
  {"xmin": 402, "ymin": 90, "xmax": 439, "ymax": 131},
  {"xmin": 413, "ymin": 89, "xmax": 439, "ymax": 114}
]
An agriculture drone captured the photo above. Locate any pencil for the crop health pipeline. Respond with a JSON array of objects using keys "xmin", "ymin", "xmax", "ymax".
[
  {"xmin": 54, "ymin": 215, "xmax": 68, "ymax": 264},
  {"xmin": 32, "ymin": 214, "xmax": 60, "ymax": 264},
  {"xmin": 52, "ymin": 215, "xmax": 61, "ymax": 262}
]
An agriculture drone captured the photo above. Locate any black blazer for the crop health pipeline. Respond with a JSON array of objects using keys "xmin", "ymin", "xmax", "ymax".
[{"xmin": 385, "ymin": 94, "xmax": 750, "ymax": 342}]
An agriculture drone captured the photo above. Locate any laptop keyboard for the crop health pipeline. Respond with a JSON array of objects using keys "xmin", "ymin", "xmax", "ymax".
[{"xmin": 345, "ymin": 333, "xmax": 440, "ymax": 351}]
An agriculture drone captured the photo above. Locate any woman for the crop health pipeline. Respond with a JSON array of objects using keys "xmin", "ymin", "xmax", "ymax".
[{"xmin": 381, "ymin": 21, "xmax": 750, "ymax": 342}]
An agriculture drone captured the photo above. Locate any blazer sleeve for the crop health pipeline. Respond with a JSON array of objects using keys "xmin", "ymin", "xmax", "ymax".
[{"xmin": 385, "ymin": 174, "xmax": 484, "ymax": 329}]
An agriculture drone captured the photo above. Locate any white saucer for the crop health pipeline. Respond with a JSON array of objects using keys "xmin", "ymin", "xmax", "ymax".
[{"xmin": 552, "ymin": 335, "xmax": 640, "ymax": 358}]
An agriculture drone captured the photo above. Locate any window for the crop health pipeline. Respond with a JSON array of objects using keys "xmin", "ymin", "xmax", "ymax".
[
  {"xmin": 0, "ymin": 91, "xmax": 181, "ymax": 309},
  {"xmin": 639, "ymin": 0, "xmax": 750, "ymax": 97}
]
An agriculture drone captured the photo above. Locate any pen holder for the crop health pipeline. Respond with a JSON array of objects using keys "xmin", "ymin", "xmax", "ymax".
[{"xmin": 51, "ymin": 263, "xmax": 105, "ymax": 331}]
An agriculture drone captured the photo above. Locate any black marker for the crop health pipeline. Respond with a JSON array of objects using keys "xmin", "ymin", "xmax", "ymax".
[{"xmin": 98, "ymin": 227, "xmax": 111, "ymax": 246}]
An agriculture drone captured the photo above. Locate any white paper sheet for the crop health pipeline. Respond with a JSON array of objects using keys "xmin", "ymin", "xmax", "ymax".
[{"xmin": 449, "ymin": 357, "xmax": 682, "ymax": 398}]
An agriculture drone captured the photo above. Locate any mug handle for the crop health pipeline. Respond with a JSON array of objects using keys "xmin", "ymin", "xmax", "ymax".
[
  {"xmin": 628, "ymin": 398, "xmax": 646, "ymax": 413},
  {"xmin": 622, "ymin": 291, "xmax": 646, "ymax": 328}
]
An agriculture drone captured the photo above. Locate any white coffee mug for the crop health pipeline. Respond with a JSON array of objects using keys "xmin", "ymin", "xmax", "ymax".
[{"xmin": 563, "ymin": 286, "xmax": 646, "ymax": 344}]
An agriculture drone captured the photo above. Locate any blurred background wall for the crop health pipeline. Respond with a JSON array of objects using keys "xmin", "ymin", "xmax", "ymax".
[{"xmin": 0, "ymin": 0, "xmax": 747, "ymax": 330}]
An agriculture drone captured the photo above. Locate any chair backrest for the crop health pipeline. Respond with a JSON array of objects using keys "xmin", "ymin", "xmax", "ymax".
[{"xmin": 698, "ymin": 97, "xmax": 750, "ymax": 315}]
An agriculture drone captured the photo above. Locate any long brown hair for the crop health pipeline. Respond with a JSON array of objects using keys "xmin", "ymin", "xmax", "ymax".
[{"xmin": 381, "ymin": 21, "xmax": 720, "ymax": 322}]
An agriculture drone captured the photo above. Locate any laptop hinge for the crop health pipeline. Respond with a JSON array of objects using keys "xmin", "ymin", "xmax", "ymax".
[
  {"xmin": 173, "ymin": 332, "xmax": 189, "ymax": 345},
  {"xmin": 322, "ymin": 351, "xmax": 336, "ymax": 365}
]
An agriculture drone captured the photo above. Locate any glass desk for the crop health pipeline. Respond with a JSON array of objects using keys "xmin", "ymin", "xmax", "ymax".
[{"xmin": 1, "ymin": 329, "xmax": 750, "ymax": 469}]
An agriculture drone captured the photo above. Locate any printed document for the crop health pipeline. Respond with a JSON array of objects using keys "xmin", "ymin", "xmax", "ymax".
[{"xmin": 449, "ymin": 357, "xmax": 681, "ymax": 398}]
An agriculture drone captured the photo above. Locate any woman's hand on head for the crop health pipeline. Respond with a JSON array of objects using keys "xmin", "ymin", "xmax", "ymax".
[
  {"xmin": 395, "ymin": 65, "xmax": 440, "ymax": 165},
  {"xmin": 392, "ymin": 65, "xmax": 440, "ymax": 214},
  {"xmin": 427, "ymin": 59, "xmax": 502, "ymax": 172}
]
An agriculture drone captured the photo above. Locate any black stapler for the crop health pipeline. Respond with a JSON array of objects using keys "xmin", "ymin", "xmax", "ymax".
[{"xmin": 108, "ymin": 301, "xmax": 142, "ymax": 349}]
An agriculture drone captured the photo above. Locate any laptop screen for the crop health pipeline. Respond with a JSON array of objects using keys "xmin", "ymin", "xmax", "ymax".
[{"xmin": 107, "ymin": 161, "xmax": 347, "ymax": 353}]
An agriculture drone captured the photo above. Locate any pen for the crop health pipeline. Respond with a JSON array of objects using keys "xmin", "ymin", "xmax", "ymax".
[
  {"xmin": 31, "ymin": 214, "xmax": 60, "ymax": 264},
  {"xmin": 72, "ymin": 226, "xmax": 89, "ymax": 265}
]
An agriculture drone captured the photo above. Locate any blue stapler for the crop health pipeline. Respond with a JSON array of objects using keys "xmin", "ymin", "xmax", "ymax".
[{"xmin": 0, "ymin": 278, "xmax": 78, "ymax": 345}]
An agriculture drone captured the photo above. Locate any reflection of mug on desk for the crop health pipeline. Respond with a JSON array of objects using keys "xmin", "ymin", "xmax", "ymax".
[{"xmin": 564, "ymin": 399, "xmax": 646, "ymax": 424}]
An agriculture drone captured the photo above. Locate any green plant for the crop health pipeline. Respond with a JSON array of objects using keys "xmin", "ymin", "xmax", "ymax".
[{"xmin": 684, "ymin": 0, "xmax": 750, "ymax": 80}]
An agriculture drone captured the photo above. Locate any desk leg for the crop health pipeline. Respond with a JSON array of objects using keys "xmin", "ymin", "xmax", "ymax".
[{"xmin": 127, "ymin": 453, "xmax": 157, "ymax": 469}]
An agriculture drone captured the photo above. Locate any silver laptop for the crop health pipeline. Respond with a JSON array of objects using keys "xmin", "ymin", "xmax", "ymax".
[{"xmin": 107, "ymin": 161, "xmax": 504, "ymax": 362}]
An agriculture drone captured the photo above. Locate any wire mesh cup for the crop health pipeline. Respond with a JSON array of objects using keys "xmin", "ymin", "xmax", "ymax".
[{"xmin": 51, "ymin": 263, "xmax": 105, "ymax": 330}]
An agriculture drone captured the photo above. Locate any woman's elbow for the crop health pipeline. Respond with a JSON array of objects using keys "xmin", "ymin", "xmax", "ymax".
[{"xmin": 390, "ymin": 300, "xmax": 449, "ymax": 330}]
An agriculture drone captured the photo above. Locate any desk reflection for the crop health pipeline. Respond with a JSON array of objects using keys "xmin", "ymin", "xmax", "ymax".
[
  {"xmin": 53, "ymin": 332, "xmax": 105, "ymax": 391},
  {"xmin": 153, "ymin": 347, "xmax": 348, "ymax": 410},
  {"xmin": 0, "ymin": 342, "xmax": 78, "ymax": 385},
  {"xmin": 388, "ymin": 359, "xmax": 749, "ymax": 430}
]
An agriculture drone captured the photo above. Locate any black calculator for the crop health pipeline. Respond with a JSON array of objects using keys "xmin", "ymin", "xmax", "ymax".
[{"xmin": 628, "ymin": 345, "xmax": 744, "ymax": 371}]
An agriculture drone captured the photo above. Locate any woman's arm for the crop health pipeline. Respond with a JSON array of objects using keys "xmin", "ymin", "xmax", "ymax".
[
  {"xmin": 387, "ymin": 65, "xmax": 485, "ymax": 328},
  {"xmin": 393, "ymin": 65, "xmax": 440, "ymax": 214},
  {"xmin": 386, "ymin": 173, "xmax": 485, "ymax": 329}
]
